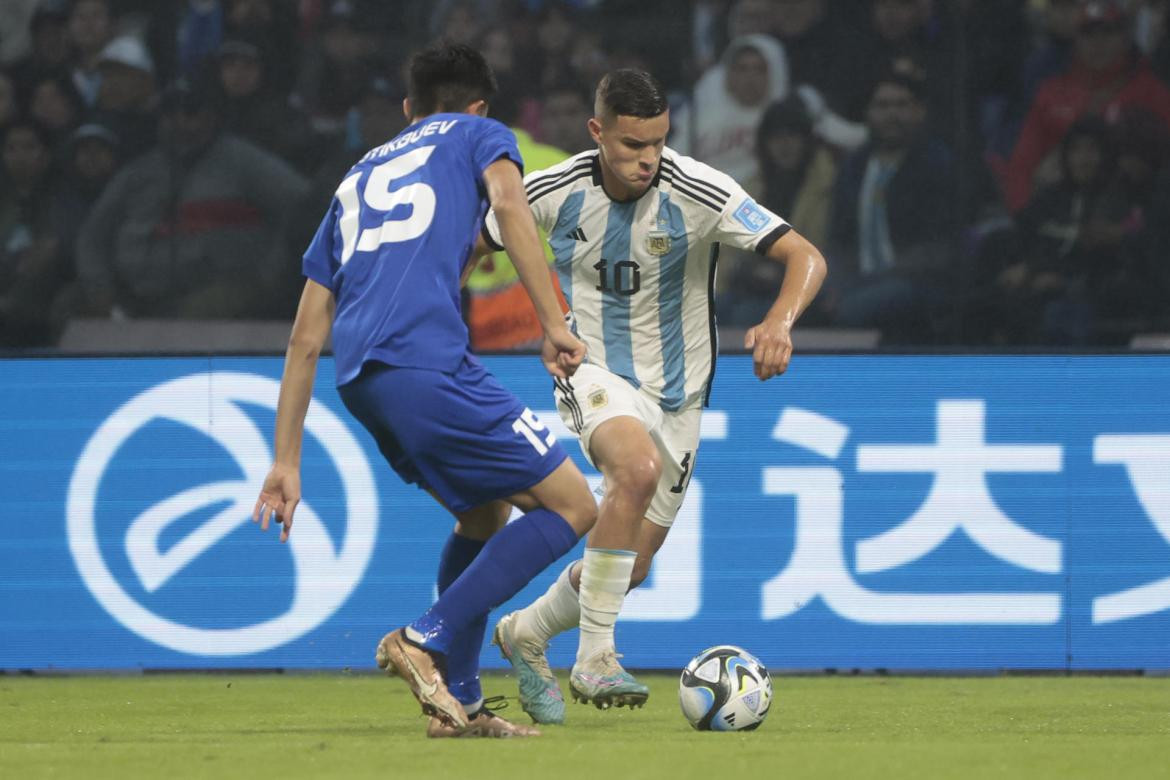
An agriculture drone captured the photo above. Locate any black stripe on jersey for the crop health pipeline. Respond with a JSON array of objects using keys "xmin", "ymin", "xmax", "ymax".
[
  {"xmin": 554, "ymin": 377, "xmax": 584, "ymax": 432},
  {"xmin": 481, "ymin": 222, "xmax": 504, "ymax": 251},
  {"xmin": 529, "ymin": 169, "xmax": 594, "ymax": 206},
  {"xmin": 659, "ymin": 159, "xmax": 731, "ymax": 202},
  {"xmin": 755, "ymin": 224, "xmax": 791, "ymax": 255},
  {"xmin": 662, "ymin": 174, "xmax": 723, "ymax": 213},
  {"xmin": 525, "ymin": 156, "xmax": 595, "ymax": 192},
  {"xmin": 704, "ymin": 244, "xmax": 720, "ymax": 408},
  {"xmin": 526, "ymin": 159, "xmax": 594, "ymax": 201}
]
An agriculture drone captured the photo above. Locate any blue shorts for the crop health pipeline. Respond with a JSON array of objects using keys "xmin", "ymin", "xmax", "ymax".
[{"xmin": 338, "ymin": 354, "xmax": 568, "ymax": 513}]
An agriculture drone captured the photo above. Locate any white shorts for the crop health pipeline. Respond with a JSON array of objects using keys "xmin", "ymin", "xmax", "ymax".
[{"xmin": 553, "ymin": 363, "xmax": 700, "ymax": 528}]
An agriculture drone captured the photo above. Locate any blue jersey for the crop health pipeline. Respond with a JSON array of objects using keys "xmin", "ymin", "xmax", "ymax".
[{"xmin": 303, "ymin": 114, "xmax": 522, "ymax": 385}]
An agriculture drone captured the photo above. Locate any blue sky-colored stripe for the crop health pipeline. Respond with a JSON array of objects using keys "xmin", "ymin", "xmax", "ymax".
[
  {"xmin": 657, "ymin": 192, "xmax": 688, "ymax": 411},
  {"xmin": 601, "ymin": 201, "xmax": 638, "ymax": 386},
  {"xmin": 549, "ymin": 191, "xmax": 585, "ymax": 308}
]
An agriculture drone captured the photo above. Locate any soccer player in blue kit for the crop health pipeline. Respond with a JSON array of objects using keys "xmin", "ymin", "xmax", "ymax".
[{"xmin": 252, "ymin": 43, "xmax": 598, "ymax": 738}]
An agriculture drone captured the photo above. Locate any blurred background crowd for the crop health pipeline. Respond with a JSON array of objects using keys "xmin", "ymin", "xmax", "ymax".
[{"xmin": 2, "ymin": 0, "xmax": 1170, "ymax": 351}]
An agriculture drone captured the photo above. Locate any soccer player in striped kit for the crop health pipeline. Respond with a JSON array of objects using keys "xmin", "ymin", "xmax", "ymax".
[
  {"xmin": 254, "ymin": 43, "xmax": 599, "ymax": 738},
  {"xmin": 483, "ymin": 69, "xmax": 827, "ymax": 724}
]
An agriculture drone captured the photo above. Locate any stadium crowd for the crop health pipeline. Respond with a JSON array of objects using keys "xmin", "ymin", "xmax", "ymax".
[{"xmin": 2, "ymin": 0, "xmax": 1169, "ymax": 349}]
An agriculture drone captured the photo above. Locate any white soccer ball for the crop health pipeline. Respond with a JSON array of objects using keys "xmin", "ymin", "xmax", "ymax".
[{"xmin": 678, "ymin": 645, "xmax": 772, "ymax": 731}]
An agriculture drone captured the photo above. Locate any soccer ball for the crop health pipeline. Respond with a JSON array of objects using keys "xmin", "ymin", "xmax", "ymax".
[{"xmin": 678, "ymin": 645, "xmax": 772, "ymax": 731}]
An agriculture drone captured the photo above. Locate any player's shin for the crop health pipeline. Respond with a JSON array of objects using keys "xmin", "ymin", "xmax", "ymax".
[
  {"xmin": 514, "ymin": 561, "xmax": 582, "ymax": 642},
  {"xmin": 407, "ymin": 508, "xmax": 579, "ymax": 654},
  {"xmin": 436, "ymin": 532, "xmax": 488, "ymax": 711},
  {"xmin": 576, "ymin": 547, "xmax": 636, "ymax": 663}
]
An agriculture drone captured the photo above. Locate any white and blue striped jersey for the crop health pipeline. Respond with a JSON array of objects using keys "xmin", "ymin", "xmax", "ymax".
[{"xmin": 483, "ymin": 147, "xmax": 789, "ymax": 411}]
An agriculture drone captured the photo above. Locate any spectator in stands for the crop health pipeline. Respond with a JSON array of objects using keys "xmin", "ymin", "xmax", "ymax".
[
  {"xmin": 539, "ymin": 78, "xmax": 592, "ymax": 154},
  {"xmin": 854, "ymin": 0, "xmax": 957, "ymax": 141},
  {"xmin": 720, "ymin": 92, "xmax": 837, "ymax": 327},
  {"xmin": 1010, "ymin": 0, "xmax": 1083, "ymax": 136},
  {"xmin": 1005, "ymin": 0, "xmax": 1170, "ymax": 211},
  {"xmin": 672, "ymin": 33, "xmax": 789, "ymax": 188},
  {"xmin": 826, "ymin": 63, "xmax": 957, "ymax": 344},
  {"xmin": 772, "ymin": 0, "xmax": 871, "ymax": 122},
  {"xmin": 0, "ymin": 119, "xmax": 70, "ymax": 346},
  {"xmin": 0, "ymin": 71, "xmax": 17, "ymax": 134},
  {"xmin": 74, "ymin": 77, "xmax": 309, "ymax": 320},
  {"xmin": 27, "ymin": 70, "xmax": 83, "ymax": 148},
  {"xmin": 342, "ymin": 75, "xmax": 406, "ymax": 155},
  {"xmin": 67, "ymin": 0, "xmax": 114, "ymax": 108},
  {"xmin": 1000, "ymin": 118, "xmax": 1120, "ymax": 343},
  {"xmin": 223, "ymin": 0, "xmax": 300, "ymax": 95},
  {"xmin": 756, "ymin": 94, "xmax": 837, "ymax": 249},
  {"xmin": 8, "ymin": 0, "xmax": 71, "ymax": 90},
  {"xmin": 434, "ymin": 0, "xmax": 483, "ymax": 44},
  {"xmin": 57, "ymin": 121, "xmax": 119, "ymax": 230},
  {"xmin": 294, "ymin": 0, "xmax": 381, "ymax": 137},
  {"xmin": 214, "ymin": 37, "xmax": 315, "ymax": 172},
  {"xmin": 92, "ymin": 35, "xmax": 159, "ymax": 154},
  {"xmin": 175, "ymin": 0, "xmax": 225, "ymax": 81}
]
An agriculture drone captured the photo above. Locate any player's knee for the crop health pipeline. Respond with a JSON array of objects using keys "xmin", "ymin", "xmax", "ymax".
[
  {"xmin": 561, "ymin": 492, "xmax": 598, "ymax": 536},
  {"xmin": 611, "ymin": 453, "xmax": 662, "ymax": 504}
]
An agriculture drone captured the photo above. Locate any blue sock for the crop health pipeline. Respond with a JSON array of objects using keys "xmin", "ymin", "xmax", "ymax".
[
  {"xmin": 408, "ymin": 509, "xmax": 580, "ymax": 654},
  {"xmin": 436, "ymin": 533, "xmax": 487, "ymax": 707}
]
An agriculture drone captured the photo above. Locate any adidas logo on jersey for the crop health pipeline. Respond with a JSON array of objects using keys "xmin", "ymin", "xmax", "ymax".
[{"xmin": 566, "ymin": 227, "xmax": 588, "ymax": 241}]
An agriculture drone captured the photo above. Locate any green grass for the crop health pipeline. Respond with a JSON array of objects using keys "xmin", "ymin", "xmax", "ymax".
[{"xmin": 2, "ymin": 674, "xmax": 1169, "ymax": 779}]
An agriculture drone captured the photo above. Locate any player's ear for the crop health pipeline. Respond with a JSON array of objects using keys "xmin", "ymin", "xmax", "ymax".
[
  {"xmin": 587, "ymin": 117, "xmax": 603, "ymax": 145},
  {"xmin": 402, "ymin": 97, "xmax": 412, "ymax": 121},
  {"xmin": 468, "ymin": 99, "xmax": 488, "ymax": 117}
]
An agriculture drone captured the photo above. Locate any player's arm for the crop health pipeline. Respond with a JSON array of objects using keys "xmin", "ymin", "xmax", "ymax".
[
  {"xmin": 459, "ymin": 233, "xmax": 497, "ymax": 287},
  {"xmin": 253, "ymin": 278, "xmax": 335, "ymax": 542},
  {"xmin": 746, "ymin": 229, "xmax": 827, "ymax": 381},
  {"xmin": 481, "ymin": 157, "xmax": 584, "ymax": 377}
]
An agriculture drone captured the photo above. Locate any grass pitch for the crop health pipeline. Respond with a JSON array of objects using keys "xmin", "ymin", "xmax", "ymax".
[{"xmin": 2, "ymin": 673, "xmax": 1168, "ymax": 779}]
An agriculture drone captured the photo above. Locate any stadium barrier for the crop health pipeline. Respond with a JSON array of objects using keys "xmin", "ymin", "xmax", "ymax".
[{"xmin": 2, "ymin": 355, "xmax": 1168, "ymax": 672}]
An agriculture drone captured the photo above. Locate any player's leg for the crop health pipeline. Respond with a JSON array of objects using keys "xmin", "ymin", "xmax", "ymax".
[
  {"xmin": 565, "ymin": 415, "xmax": 659, "ymax": 707},
  {"xmin": 498, "ymin": 400, "xmax": 698, "ymax": 717},
  {"xmin": 339, "ymin": 364, "xmax": 473, "ymax": 728},
  {"xmin": 435, "ymin": 500, "xmax": 508, "ymax": 714},
  {"xmin": 345, "ymin": 359, "xmax": 594, "ymax": 729},
  {"xmin": 426, "ymin": 499, "xmax": 540, "ymax": 738}
]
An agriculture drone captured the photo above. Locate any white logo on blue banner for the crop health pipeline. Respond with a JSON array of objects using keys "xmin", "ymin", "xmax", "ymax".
[{"xmin": 66, "ymin": 372, "xmax": 377, "ymax": 656}]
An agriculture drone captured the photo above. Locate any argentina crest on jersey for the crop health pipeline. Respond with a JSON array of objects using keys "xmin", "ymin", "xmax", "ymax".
[{"xmin": 646, "ymin": 214, "xmax": 672, "ymax": 256}]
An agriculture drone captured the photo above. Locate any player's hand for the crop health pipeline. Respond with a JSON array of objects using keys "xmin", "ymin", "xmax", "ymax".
[
  {"xmin": 745, "ymin": 318, "xmax": 794, "ymax": 381},
  {"xmin": 253, "ymin": 463, "xmax": 301, "ymax": 543},
  {"xmin": 541, "ymin": 326, "xmax": 586, "ymax": 378}
]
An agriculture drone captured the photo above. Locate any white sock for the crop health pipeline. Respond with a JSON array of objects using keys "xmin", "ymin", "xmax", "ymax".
[
  {"xmin": 514, "ymin": 562, "xmax": 581, "ymax": 643},
  {"xmin": 576, "ymin": 548, "xmax": 636, "ymax": 664}
]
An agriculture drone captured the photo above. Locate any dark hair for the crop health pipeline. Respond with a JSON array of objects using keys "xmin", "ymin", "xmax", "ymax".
[
  {"xmin": 758, "ymin": 96, "xmax": 813, "ymax": 140},
  {"xmin": 594, "ymin": 68, "xmax": 668, "ymax": 120},
  {"xmin": 871, "ymin": 58, "xmax": 928, "ymax": 104},
  {"xmin": 408, "ymin": 42, "xmax": 497, "ymax": 118}
]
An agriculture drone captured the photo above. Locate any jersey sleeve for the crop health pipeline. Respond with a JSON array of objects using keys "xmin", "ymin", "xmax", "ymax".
[
  {"xmin": 472, "ymin": 117, "xmax": 524, "ymax": 179},
  {"xmin": 713, "ymin": 184, "xmax": 791, "ymax": 255},
  {"xmin": 302, "ymin": 199, "xmax": 340, "ymax": 288},
  {"xmin": 475, "ymin": 118, "xmax": 525, "ymax": 252},
  {"xmin": 480, "ymin": 161, "xmax": 559, "ymax": 252}
]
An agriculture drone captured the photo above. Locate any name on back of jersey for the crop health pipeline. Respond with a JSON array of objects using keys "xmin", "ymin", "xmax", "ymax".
[{"xmin": 360, "ymin": 119, "xmax": 460, "ymax": 163}]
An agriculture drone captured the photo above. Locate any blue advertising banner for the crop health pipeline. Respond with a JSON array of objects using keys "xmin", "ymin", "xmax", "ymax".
[{"xmin": 1, "ymin": 355, "xmax": 1168, "ymax": 671}]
